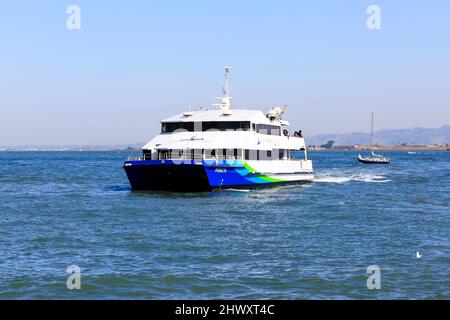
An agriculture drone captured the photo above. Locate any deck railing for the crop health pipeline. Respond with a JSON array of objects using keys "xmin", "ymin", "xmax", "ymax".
[
  {"xmin": 126, "ymin": 156, "xmax": 142, "ymax": 161},
  {"xmin": 126, "ymin": 150, "xmax": 309, "ymax": 162}
]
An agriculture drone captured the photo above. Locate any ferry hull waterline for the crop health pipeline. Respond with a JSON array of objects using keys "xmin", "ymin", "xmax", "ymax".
[
  {"xmin": 124, "ymin": 160, "xmax": 314, "ymax": 191},
  {"xmin": 124, "ymin": 67, "xmax": 314, "ymax": 191}
]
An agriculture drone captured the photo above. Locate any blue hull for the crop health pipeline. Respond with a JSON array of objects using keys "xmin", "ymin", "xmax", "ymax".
[
  {"xmin": 124, "ymin": 161, "xmax": 211, "ymax": 191},
  {"xmin": 123, "ymin": 160, "xmax": 309, "ymax": 191}
]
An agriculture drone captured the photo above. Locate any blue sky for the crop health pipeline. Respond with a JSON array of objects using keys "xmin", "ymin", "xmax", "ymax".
[{"xmin": 0, "ymin": 1, "xmax": 449, "ymax": 145}]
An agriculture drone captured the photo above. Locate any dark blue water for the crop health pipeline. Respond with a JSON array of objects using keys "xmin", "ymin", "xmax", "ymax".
[{"xmin": 0, "ymin": 151, "xmax": 448, "ymax": 299}]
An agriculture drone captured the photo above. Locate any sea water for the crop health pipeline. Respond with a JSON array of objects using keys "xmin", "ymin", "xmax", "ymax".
[{"xmin": 0, "ymin": 151, "xmax": 448, "ymax": 299}]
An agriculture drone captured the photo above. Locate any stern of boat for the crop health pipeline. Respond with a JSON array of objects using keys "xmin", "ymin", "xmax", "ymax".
[{"xmin": 123, "ymin": 159, "xmax": 211, "ymax": 191}]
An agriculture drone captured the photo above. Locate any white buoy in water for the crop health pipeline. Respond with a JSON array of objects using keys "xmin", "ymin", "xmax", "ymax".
[{"xmin": 416, "ymin": 251, "xmax": 422, "ymax": 259}]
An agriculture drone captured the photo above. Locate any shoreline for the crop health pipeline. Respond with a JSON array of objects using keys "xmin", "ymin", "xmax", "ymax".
[
  {"xmin": 0, "ymin": 146, "xmax": 448, "ymax": 152},
  {"xmin": 310, "ymin": 146, "xmax": 449, "ymax": 151}
]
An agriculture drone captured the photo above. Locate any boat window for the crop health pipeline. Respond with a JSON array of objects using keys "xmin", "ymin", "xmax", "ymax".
[
  {"xmin": 271, "ymin": 126, "xmax": 281, "ymax": 136},
  {"xmin": 162, "ymin": 121, "xmax": 251, "ymax": 133},
  {"xmin": 257, "ymin": 150, "xmax": 273, "ymax": 160},
  {"xmin": 206, "ymin": 121, "xmax": 250, "ymax": 131},
  {"xmin": 217, "ymin": 149, "xmax": 237, "ymax": 160},
  {"xmin": 157, "ymin": 150, "xmax": 170, "ymax": 160},
  {"xmin": 255, "ymin": 124, "xmax": 281, "ymax": 136},
  {"xmin": 161, "ymin": 121, "xmax": 282, "ymax": 134},
  {"xmin": 258, "ymin": 124, "xmax": 268, "ymax": 135},
  {"xmin": 155, "ymin": 148, "xmax": 297, "ymax": 161},
  {"xmin": 244, "ymin": 150, "xmax": 257, "ymax": 160},
  {"xmin": 204, "ymin": 149, "xmax": 216, "ymax": 159},
  {"xmin": 161, "ymin": 122, "xmax": 195, "ymax": 133},
  {"xmin": 241, "ymin": 149, "xmax": 296, "ymax": 160},
  {"xmin": 143, "ymin": 149, "xmax": 152, "ymax": 160},
  {"xmin": 221, "ymin": 149, "xmax": 227, "ymax": 159},
  {"xmin": 192, "ymin": 149, "xmax": 203, "ymax": 160},
  {"xmin": 170, "ymin": 149, "xmax": 184, "ymax": 159}
]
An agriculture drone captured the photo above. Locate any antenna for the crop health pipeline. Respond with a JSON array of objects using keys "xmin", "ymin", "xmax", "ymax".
[
  {"xmin": 223, "ymin": 65, "xmax": 232, "ymax": 97},
  {"xmin": 215, "ymin": 65, "xmax": 233, "ymax": 111}
]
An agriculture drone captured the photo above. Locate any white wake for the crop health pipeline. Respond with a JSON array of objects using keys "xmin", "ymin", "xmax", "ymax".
[{"xmin": 314, "ymin": 173, "xmax": 391, "ymax": 184}]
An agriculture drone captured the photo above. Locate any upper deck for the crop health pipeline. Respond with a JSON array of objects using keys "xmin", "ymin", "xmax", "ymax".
[
  {"xmin": 162, "ymin": 109, "xmax": 272, "ymax": 125},
  {"xmin": 142, "ymin": 107, "xmax": 305, "ymax": 152}
]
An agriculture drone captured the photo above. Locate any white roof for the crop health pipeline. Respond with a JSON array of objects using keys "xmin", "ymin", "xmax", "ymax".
[{"xmin": 162, "ymin": 108, "xmax": 272, "ymax": 124}]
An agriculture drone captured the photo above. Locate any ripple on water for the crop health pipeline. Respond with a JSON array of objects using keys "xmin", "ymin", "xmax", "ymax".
[{"xmin": 0, "ymin": 151, "xmax": 448, "ymax": 299}]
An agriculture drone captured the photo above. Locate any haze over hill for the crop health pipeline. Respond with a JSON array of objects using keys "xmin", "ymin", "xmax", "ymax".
[{"xmin": 307, "ymin": 125, "xmax": 450, "ymax": 147}]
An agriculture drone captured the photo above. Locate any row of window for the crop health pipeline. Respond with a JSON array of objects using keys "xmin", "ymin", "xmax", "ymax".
[
  {"xmin": 162, "ymin": 121, "xmax": 250, "ymax": 133},
  {"xmin": 144, "ymin": 149, "xmax": 296, "ymax": 161},
  {"xmin": 161, "ymin": 121, "xmax": 281, "ymax": 136}
]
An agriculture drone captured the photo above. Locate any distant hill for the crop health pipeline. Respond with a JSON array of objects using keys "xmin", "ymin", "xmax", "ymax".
[
  {"xmin": 3, "ymin": 126, "xmax": 449, "ymax": 151},
  {"xmin": 308, "ymin": 125, "xmax": 450, "ymax": 146},
  {"xmin": 0, "ymin": 143, "xmax": 144, "ymax": 152}
]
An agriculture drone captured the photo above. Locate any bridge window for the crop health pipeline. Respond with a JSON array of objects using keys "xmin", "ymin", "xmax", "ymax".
[
  {"xmin": 162, "ymin": 121, "xmax": 251, "ymax": 133},
  {"xmin": 161, "ymin": 122, "xmax": 194, "ymax": 133},
  {"xmin": 255, "ymin": 124, "xmax": 281, "ymax": 136},
  {"xmin": 161, "ymin": 121, "xmax": 280, "ymax": 135}
]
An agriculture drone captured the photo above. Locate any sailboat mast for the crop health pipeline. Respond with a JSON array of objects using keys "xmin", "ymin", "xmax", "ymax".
[{"xmin": 371, "ymin": 112, "xmax": 374, "ymax": 150}]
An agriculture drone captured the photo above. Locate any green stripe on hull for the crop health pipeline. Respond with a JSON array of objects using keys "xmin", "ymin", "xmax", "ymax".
[{"xmin": 242, "ymin": 161, "xmax": 286, "ymax": 183}]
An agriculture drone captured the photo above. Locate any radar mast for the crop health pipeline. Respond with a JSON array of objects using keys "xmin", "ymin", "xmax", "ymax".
[{"xmin": 216, "ymin": 65, "xmax": 233, "ymax": 111}]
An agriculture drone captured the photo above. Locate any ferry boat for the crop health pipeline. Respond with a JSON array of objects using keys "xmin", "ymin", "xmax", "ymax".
[{"xmin": 123, "ymin": 67, "xmax": 314, "ymax": 191}]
